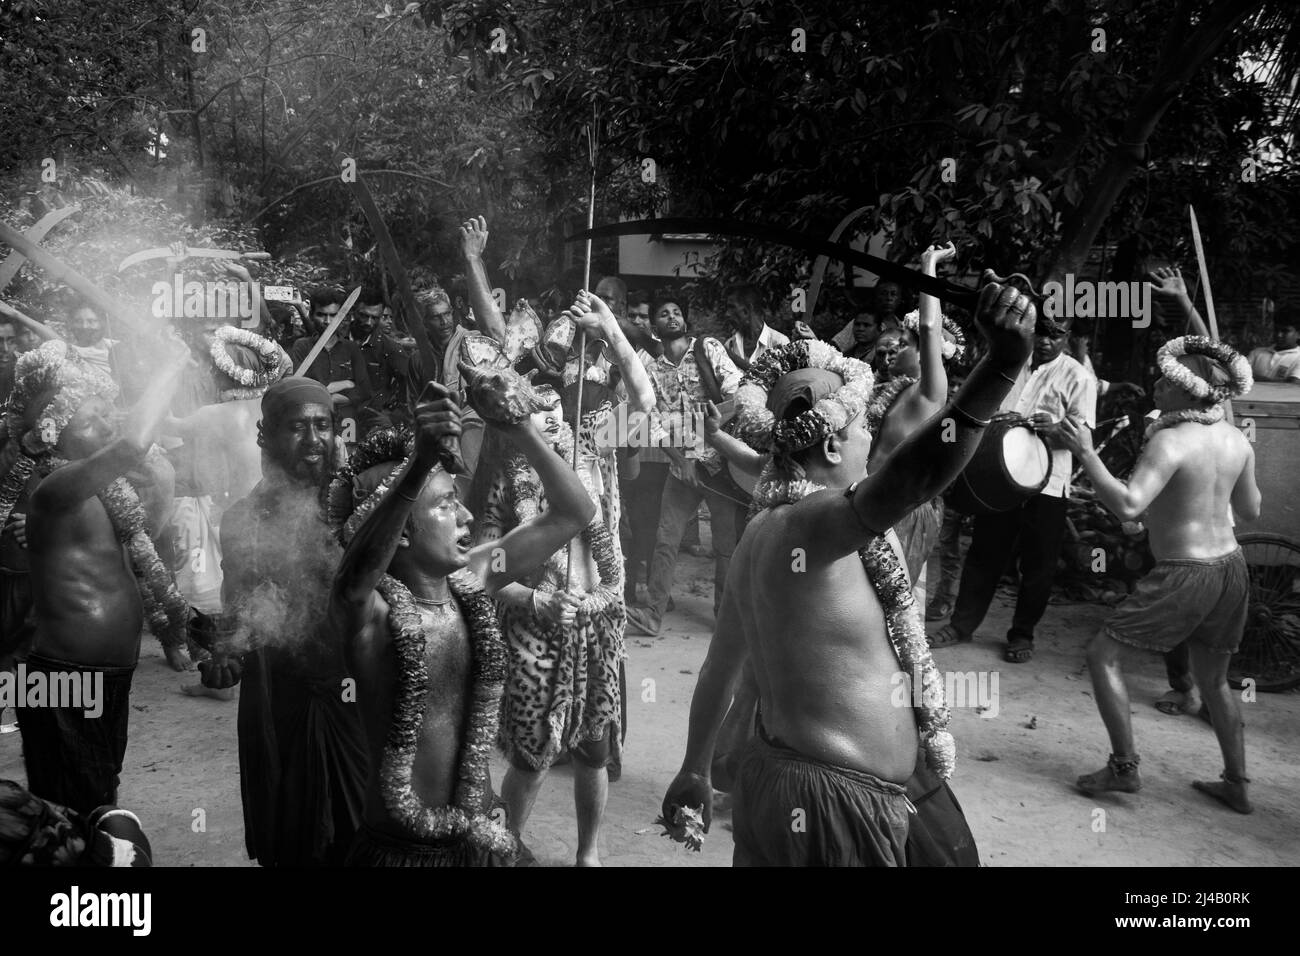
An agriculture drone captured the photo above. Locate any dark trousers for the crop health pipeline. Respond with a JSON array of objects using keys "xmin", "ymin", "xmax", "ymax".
[
  {"xmin": 950, "ymin": 493, "xmax": 1069, "ymax": 644},
  {"xmin": 620, "ymin": 461, "xmax": 669, "ymax": 596}
]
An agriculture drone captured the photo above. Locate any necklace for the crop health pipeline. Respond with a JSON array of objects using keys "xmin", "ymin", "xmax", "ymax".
[
  {"xmin": 376, "ymin": 570, "xmax": 518, "ymax": 858},
  {"xmin": 412, "ymin": 594, "xmax": 454, "ymax": 607}
]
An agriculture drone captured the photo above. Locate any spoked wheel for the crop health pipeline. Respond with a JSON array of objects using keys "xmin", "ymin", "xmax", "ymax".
[{"xmin": 1229, "ymin": 533, "xmax": 1300, "ymax": 692}]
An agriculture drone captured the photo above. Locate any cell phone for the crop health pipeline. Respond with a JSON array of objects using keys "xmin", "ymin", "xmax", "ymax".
[{"xmin": 263, "ymin": 285, "xmax": 297, "ymax": 303}]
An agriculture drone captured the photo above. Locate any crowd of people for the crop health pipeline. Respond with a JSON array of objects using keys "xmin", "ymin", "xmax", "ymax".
[{"xmin": 0, "ymin": 214, "xmax": 1285, "ymax": 866}]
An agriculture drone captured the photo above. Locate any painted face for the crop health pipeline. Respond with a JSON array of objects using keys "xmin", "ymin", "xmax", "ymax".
[
  {"xmin": 652, "ymin": 301, "xmax": 685, "ymax": 338},
  {"xmin": 262, "ymin": 402, "xmax": 334, "ymax": 485},
  {"xmin": 422, "ymin": 300, "xmax": 456, "ymax": 347},
  {"xmin": 889, "ymin": 331, "xmax": 922, "ymax": 379},
  {"xmin": 529, "ymin": 403, "xmax": 562, "ymax": 444},
  {"xmin": 405, "ymin": 469, "xmax": 474, "ymax": 575},
  {"xmin": 56, "ymin": 395, "xmax": 118, "ymax": 460},
  {"xmin": 1275, "ymin": 324, "xmax": 1299, "ymax": 350},
  {"xmin": 69, "ymin": 308, "xmax": 103, "ymax": 348},
  {"xmin": 874, "ymin": 329, "xmax": 906, "ymax": 370}
]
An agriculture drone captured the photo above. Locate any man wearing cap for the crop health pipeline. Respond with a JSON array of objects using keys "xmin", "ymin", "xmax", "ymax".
[
  {"xmin": 662, "ymin": 276, "xmax": 1036, "ymax": 866},
  {"xmin": 12, "ymin": 338, "xmax": 188, "ymax": 814},
  {"xmin": 1060, "ymin": 336, "xmax": 1260, "ymax": 813},
  {"xmin": 199, "ymin": 376, "xmax": 369, "ymax": 866},
  {"xmin": 929, "ymin": 307, "xmax": 1097, "ymax": 663}
]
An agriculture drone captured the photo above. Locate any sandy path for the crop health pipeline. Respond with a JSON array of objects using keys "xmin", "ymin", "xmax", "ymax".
[{"xmin": 3, "ymin": 553, "xmax": 1296, "ymax": 866}]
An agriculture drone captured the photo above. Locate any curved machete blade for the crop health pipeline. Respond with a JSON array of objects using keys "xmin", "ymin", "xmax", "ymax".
[{"xmin": 566, "ymin": 217, "xmax": 980, "ymax": 311}]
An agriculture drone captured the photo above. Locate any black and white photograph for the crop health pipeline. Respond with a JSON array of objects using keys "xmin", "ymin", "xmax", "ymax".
[{"xmin": 0, "ymin": 0, "xmax": 1296, "ymax": 916}]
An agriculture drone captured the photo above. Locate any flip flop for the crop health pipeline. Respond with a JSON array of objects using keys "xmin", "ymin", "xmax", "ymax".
[
  {"xmin": 1004, "ymin": 638, "xmax": 1034, "ymax": 663},
  {"xmin": 1154, "ymin": 690, "xmax": 1199, "ymax": 716},
  {"xmin": 928, "ymin": 624, "xmax": 970, "ymax": 648},
  {"xmin": 925, "ymin": 599, "xmax": 953, "ymax": 622}
]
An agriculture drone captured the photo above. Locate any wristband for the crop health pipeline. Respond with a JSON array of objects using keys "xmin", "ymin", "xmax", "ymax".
[
  {"xmin": 530, "ymin": 588, "xmax": 542, "ymax": 617},
  {"xmin": 842, "ymin": 481, "xmax": 885, "ymax": 538}
]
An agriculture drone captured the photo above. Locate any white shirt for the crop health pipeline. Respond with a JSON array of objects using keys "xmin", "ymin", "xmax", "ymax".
[
  {"xmin": 726, "ymin": 323, "xmax": 789, "ymax": 365},
  {"xmin": 1248, "ymin": 346, "xmax": 1300, "ymax": 383},
  {"xmin": 1002, "ymin": 352, "xmax": 1097, "ymax": 497},
  {"xmin": 73, "ymin": 339, "xmax": 119, "ymax": 378}
]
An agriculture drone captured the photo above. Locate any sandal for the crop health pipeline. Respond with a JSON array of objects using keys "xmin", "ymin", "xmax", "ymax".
[
  {"xmin": 1154, "ymin": 689, "xmax": 1201, "ymax": 716},
  {"xmin": 928, "ymin": 624, "xmax": 970, "ymax": 648},
  {"xmin": 1004, "ymin": 638, "xmax": 1034, "ymax": 663}
]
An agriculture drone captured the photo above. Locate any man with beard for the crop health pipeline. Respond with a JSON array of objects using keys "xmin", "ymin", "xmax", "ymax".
[
  {"xmin": 13, "ymin": 339, "xmax": 189, "ymax": 814},
  {"xmin": 327, "ymin": 380, "xmax": 596, "ymax": 866},
  {"xmin": 352, "ymin": 288, "xmax": 412, "ymax": 437},
  {"xmin": 65, "ymin": 303, "xmax": 120, "ymax": 380},
  {"xmin": 198, "ymin": 376, "xmax": 368, "ymax": 866},
  {"xmin": 662, "ymin": 276, "xmax": 1034, "ymax": 866},
  {"xmin": 626, "ymin": 296, "xmax": 743, "ymax": 637}
]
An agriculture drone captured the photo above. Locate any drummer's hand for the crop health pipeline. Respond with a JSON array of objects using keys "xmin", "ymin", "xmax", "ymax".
[
  {"xmin": 973, "ymin": 270, "xmax": 1035, "ymax": 370},
  {"xmin": 1056, "ymin": 416, "xmax": 1093, "ymax": 457}
]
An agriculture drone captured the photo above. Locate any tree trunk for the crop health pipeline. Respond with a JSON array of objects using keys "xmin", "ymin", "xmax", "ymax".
[{"xmin": 1046, "ymin": 0, "xmax": 1261, "ymax": 283}]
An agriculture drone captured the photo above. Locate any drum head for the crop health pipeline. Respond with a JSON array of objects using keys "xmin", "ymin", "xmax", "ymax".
[{"xmin": 1001, "ymin": 425, "xmax": 1051, "ymax": 490}]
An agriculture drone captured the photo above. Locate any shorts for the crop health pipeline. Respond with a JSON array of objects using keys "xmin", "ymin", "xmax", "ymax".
[
  {"xmin": 345, "ymin": 823, "xmax": 514, "ymax": 868},
  {"xmin": 732, "ymin": 730, "xmax": 911, "ymax": 867},
  {"xmin": 1104, "ymin": 548, "xmax": 1248, "ymax": 654}
]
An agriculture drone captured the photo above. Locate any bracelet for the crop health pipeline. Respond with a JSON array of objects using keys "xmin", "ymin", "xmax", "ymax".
[
  {"xmin": 842, "ymin": 482, "xmax": 885, "ymax": 538},
  {"xmin": 949, "ymin": 404, "xmax": 992, "ymax": 428},
  {"xmin": 530, "ymin": 588, "xmax": 542, "ymax": 616},
  {"xmin": 996, "ymin": 368, "xmax": 1019, "ymax": 386},
  {"xmin": 396, "ymin": 486, "xmax": 419, "ymax": 503}
]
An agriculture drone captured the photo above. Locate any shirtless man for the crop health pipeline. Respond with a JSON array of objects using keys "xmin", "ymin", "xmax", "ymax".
[
  {"xmin": 1059, "ymin": 336, "xmax": 1259, "ymax": 813},
  {"xmin": 662, "ymin": 275, "xmax": 1036, "ymax": 865},
  {"xmin": 326, "ymin": 382, "xmax": 595, "ymax": 865},
  {"xmin": 18, "ymin": 338, "xmax": 187, "ymax": 814}
]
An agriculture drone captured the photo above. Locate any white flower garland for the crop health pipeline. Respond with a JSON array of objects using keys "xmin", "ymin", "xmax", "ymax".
[
  {"xmin": 5, "ymin": 341, "xmax": 118, "ymax": 456},
  {"xmin": 735, "ymin": 341, "xmax": 875, "ymax": 454},
  {"xmin": 209, "ymin": 326, "xmax": 291, "ymax": 396},
  {"xmin": 1147, "ymin": 336, "xmax": 1253, "ymax": 440},
  {"xmin": 901, "ymin": 310, "xmax": 966, "ymax": 363}
]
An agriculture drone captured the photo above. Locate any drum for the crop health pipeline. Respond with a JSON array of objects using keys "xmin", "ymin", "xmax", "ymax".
[{"xmin": 945, "ymin": 416, "xmax": 1052, "ymax": 516}]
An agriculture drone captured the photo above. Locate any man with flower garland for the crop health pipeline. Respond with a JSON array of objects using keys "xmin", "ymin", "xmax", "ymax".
[
  {"xmin": 1059, "ymin": 336, "xmax": 1260, "ymax": 814},
  {"xmin": 662, "ymin": 275, "xmax": 1035, "ymax": 866},
  {"xmin": 325, "ymin": 378, "xmax": 596, "ymax": 866},
  {"xmin": 14, "ymin": 338, "xmax": 189, "ymax": 815}
]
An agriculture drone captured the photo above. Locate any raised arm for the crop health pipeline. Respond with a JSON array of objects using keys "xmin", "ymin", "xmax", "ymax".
[
  {"xmin": 702, "ymin": 402, "xmax": 765, "ymax": 475},
  {"xmin": 570, "ymin": 291, "xmax": 657, "ymax": 413},
  {"xmin": 0, "ymin": 300, "xmax": 58, "ymax": 342},
  {"xmin": 1147, "ymin": 265, "xmax": 1210, "ymax": 338},
  {"xmin": 801, "ymin": 275, "xmax": 1035, "ymax": 562},
  {"xmin": 331, "ymin": 388, "xmax": 457, "ymax": 623},
  {"xmin": 32, "ymin": 341, "xmax": 186, "ymax": 514},
  {"xmin": 917, "ymin": 242, "xmax": 955, "ymax": 404},
  {"xmin": 461, "ymin": 216, "xmax": 507, "ymax": 347},
  {"xmin": 468, "ymin": 419, "xmax": 596, "ymax": 592}
]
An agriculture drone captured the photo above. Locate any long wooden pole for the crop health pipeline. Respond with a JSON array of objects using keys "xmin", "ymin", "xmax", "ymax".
[
  {"xmin": 1188, "ymin": 205, "xmax": 1233, "ymax": 424},
  {"xmin": 566, "ymin": 113, "xmax": 599, "ymax": 588}
]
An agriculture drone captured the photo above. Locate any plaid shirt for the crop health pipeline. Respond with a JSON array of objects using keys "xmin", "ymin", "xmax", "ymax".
[{"xmin": 640, "ymin": 337, "xmax": 742, "ymax": 478}]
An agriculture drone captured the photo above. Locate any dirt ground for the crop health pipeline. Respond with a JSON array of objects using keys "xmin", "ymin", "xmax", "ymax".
[{"xmin": 3, "ymin": 549, "xmax": 1297, "ymax": 867}]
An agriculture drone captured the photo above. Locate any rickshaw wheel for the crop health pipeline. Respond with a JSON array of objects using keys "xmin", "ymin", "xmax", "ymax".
[{"xmin": 1229, "ymin": 533, "xmax": 1300, "ymax": 692}]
